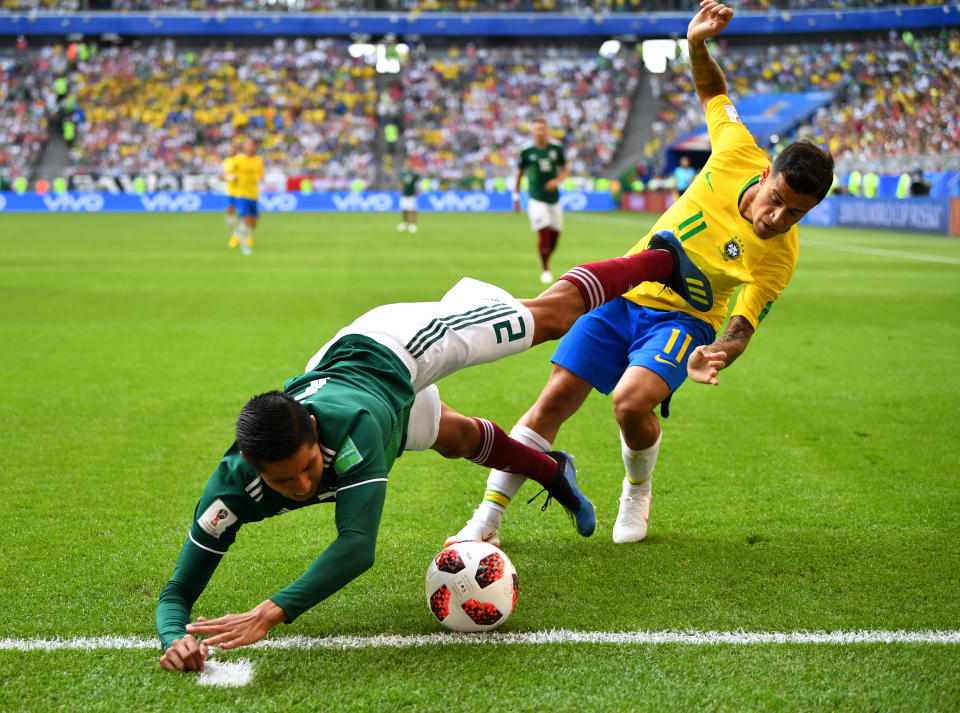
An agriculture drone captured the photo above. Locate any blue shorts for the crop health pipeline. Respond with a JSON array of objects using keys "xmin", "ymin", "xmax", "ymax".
[
  {"xmin": 236, "ymin": 197, "xmax": 259, "ymax": 218},
  {"xmin": 226, "ymin": 195, "xmax": 237, "ymax": 209},
  {"xmin": 552, "ymin": 298, "xmax": 715, "ymax": 413}
]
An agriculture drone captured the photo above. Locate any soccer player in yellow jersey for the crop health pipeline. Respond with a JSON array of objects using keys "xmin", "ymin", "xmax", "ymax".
[
  {"xmin": 449, "ymin": 0, "xmax": 834, "ymax": 547},
  {"xmin": 231, "ymin": 138, "xmax": 265, "ymax": 256},
  {"xmin": 222, "ymin": 148, "xmax": 241, "ymax": 248}
]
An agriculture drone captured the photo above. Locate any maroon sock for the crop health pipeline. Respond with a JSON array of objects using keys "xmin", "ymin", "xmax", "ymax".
[
  {"xmin": 466, "ymin": 418, "xmax": 558, "ymax": 485},
  {"xmin": 559, "ymin": 250, "xmax": 673, "ymax": 311},
  {"xmin": 537, "ymin": 228, "xmax": 553, "ymax": 270}
]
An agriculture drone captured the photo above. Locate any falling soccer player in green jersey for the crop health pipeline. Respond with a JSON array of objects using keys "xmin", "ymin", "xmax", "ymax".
[{"xmin": 157, "ymin": 235, "xmax": 720, "ymax": 672}]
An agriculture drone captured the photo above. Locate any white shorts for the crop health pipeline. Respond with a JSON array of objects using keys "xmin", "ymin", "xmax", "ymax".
[
  {"xmin": 400, "ymin": 195, "xmax": 418, "ymax": 212},
  {"xmin": 528, "ymin": 198, "xmax": 563, "ymax": 232},
  {"xmin": 305, "ymin": 278, "xmax": 535, "ymax": 451}
]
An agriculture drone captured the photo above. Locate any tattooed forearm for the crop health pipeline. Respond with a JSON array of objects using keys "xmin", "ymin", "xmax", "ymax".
[
  {"xmin": 688, "ymin": 39, "xmax": 728, "ymax": 104},
  {"xmin": 710, "ymin": 315, "xmax": 754, "ymax": 367}
]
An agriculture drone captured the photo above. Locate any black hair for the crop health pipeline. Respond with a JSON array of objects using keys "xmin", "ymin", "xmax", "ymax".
[
  {"xmin": 771, "ymin": 140, "xmax": 835, "ymax": 202},
  {"xmin": 236, "ymin": 391, "xmax": 316, "ymax": 471}
]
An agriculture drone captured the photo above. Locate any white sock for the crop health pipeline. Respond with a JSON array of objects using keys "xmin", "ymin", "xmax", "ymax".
[
  {"xmin": 476, "ymin": 424, "xmax": 552, "ymax": 529},
  {"xmin": 225, "ymin": 213, "xmax": 237, "ymax": 231},
  {"xmin": 620, "ymin": 430, "xmax": 661, "ymax": 498},
  {"xmin": 239, "ymin": 223, "xmax": 251, "ymax": 241}
]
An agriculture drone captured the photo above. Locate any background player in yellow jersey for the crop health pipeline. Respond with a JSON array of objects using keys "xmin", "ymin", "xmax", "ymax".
[
  {"xmin": 222, "ymin": 143, "xmax": 241, "ymax": 248},
  {"xmin": 450, "ymin": 0, "xmax": 834, "ymax": 547},
  {"xmin": 227, "ymin": 138, "xmax": 265, "ymax": 256}
]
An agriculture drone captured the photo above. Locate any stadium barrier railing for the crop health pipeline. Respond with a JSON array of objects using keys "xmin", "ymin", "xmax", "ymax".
[{"xmin": 1, "ymin": 6, "xmax": 958, "ymax": 37}]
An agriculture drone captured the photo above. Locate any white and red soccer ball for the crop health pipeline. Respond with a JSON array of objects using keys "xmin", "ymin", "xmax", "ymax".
[{"xmin": 425, "ymin": 541, "xmax": 518, "ymax": 632}]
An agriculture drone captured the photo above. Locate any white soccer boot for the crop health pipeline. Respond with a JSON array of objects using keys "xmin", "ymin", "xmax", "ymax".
[
  {"xmin": 445, "ymin": 509, "xmax": 500, "ymax": 547},
  {"xmin": 408, "ymin": 223, "xmax": 418, "ymax": 233},
  {"xmin": 540, "ymin": 269, "xmax": 553, "ymax": 284},
  {"xmin": 612, "ymin": 477, "xmax": 652, "ymax": 544},
  {"xmin": 397, "ymin": 222, "xmax": 408, "ymax": 232}
]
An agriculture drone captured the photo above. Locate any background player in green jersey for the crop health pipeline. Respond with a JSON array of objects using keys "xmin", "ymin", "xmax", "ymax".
[
  {"xmin": 156, "ymin": 237, "xmax": 717, "ymax": 672},
  {"xmin": 514, "ymin": 117, "xmax": 569, "ymax": 284},
  {"xmin": 397, "ymin": 156, "xmax": 420, "ymax": 233},
  {"xmin": 451, "ymin": 0, "xmax": 834, "ymax": 549}
]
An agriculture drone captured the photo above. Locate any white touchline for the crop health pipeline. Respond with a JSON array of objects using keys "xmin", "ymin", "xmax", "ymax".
[
  {"xmin": 569, "ymin": 213, "xmax": 651, "ymax": 228},
  {"xmin": 801, "ymin": 239, "xmax": 960, "ymax": 265},
  {"xmin": 569, "ymin": 214, "xmax": 960, "ymax": 266},
  {"xmin": 2, "ymin": 630, "xmax": 960, "ymax": 651}
]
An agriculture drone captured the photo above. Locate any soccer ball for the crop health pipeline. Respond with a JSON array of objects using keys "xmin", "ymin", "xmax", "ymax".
[{"xmin": 425, "ymin": 541, "xmax": 518, "ymax": 632}]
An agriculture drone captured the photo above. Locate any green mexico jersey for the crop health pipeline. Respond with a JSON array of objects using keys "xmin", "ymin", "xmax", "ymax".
[
  {"xmin": 187, "ymin": 335, "xmax": 415, "ymax": 556},
  {"xmin": 401, "ymin": 170, "xmax": 420, "ymax": 197},
  {"xmin": 518, "ymin": 142, "xmax": 566, "ymax": 204},
  {"xmin": 157, "ymin": 335, "xmax": 415, "ymax": 648}
]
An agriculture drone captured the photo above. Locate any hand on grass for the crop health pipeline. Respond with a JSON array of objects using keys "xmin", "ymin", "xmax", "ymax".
[
  {"xmin": 159, "ymin": 634, "xmax": 208, "ymax": 672},
  {"xmin": 185, "ymin": 599, "xmax": 287, "ymax": 651}
]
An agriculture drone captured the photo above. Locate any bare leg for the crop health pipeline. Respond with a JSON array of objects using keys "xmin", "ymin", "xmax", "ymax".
[
  {"xmin": 612, "ymin": 366, "xmax": 669, "ymax": 450},
  {"xmin": 516, "ymin": 363, "xmax": 594, "ymax": 443}
]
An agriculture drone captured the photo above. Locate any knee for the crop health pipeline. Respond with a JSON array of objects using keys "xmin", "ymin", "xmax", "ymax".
[
  {"xmin": 611, "ymin": 390, "xmax": 658, "ymax": 430},
  {"xmin": 433, "ymin": 415, "xmax": 479, "ymax": 460}
]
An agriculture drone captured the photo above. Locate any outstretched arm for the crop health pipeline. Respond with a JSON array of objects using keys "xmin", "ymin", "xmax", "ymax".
[
  {"xmin": 184, "ymin": 481, "xmax": 386, "ymax": 652},
  {"xmin": 156, "ymin": 538, "xmax": 225, "ymax": 671},
  {"xmin": 687, "ymin": 0, "xmax": 734, "ymax": 110},
  {"xmin": 687, "ymin": 315, "xmax": 754, "ymax": 385}
]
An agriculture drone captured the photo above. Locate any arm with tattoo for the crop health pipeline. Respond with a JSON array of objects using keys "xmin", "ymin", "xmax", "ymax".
[
  {"xmin": 686, "ymin": 316, "xmax": 754, "ymax": 385},
  {"xmin": 710, "ymin": 315, "xmax": 754, "ymax": 367},
  {"xmin": 686, "ymin": 1, "xmax": 734, "ymax": 109}
]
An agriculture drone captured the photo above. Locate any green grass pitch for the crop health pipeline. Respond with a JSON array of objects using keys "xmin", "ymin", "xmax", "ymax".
[{"xmin": 1, "ymin": 211, "xmax": 959, "ymax": 711}]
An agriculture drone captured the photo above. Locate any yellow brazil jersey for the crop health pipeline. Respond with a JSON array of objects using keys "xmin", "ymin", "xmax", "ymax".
[
  {"xmin": 623, "ymin": 95, "xmax": 798, "ymax": 333},
  {"xmin": 231, "ymin": 153, "xmax": 265, "ymax": 200},
  {"xmin": 222, "ymin": 155, "xmax": 239, "ymax": 198}
]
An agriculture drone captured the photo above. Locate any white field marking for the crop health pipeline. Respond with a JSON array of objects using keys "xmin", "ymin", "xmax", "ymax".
[
  {"xmin": 570, "ymin": 213, "xmax": 960, "ymax": 266},
  {"xmin": 568, "ymin": 213, "xmax": 650, "ymax": 227},
  {"xmin": 197, "ymin": 659, "xmax": 254, "ymax": 688},
  {"xmin": 801, "ymin": 239, "xmax": 960, "ymax": 265},
  {"xmin": 2, "ymin": 630, "xmax": 960, "ymax": 652}
]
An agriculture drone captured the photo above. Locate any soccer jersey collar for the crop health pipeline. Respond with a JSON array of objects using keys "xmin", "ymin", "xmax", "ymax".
[{"xmin": 737, "ymin": 175, "xmax": 761, "ymax": 226}]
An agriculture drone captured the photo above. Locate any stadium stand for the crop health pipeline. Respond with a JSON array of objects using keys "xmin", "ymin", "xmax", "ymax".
[
  {"xmin": 0, "ymin": 0, "xmax": 949, "ymax": 12},
  {"xmin": 645, "ymin": 29, "xmax": 960, "ymax": 171},
  {"xmin": 397, "ymin": 44, "xmax": 641, "ymax": 187},
  {"xmin": 1, "ymin": 25, "xmax": 958, "ymax": 191},
  {"xmin": 0, "ymin": 49, "xmax": 55, "ymax": 184},
  {"xmin": 67, "ymin": 39, "xmax": 378, "ymax": 188}
]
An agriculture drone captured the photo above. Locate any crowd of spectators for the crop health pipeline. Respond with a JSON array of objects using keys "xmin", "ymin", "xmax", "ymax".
[
  {"xmin": 645, "ymin": 28, "xmax": 960, "ymax": 169},
  {"xmin": 1, "ymin": 0, "xmax": 950, "ymax": 13},
  {"xmin": 3, "ymin": 29, "xmax": 959, "ymax": 188},
  {"xmin": 63, "ymin": 38, "xmax": 377, "ymax": 188},
  {"xmin": 0, "ymin": 45, "xmax": 59, "ymax": 182},
  {"xmin": 393, "ymin": 44, "xmax": 640, "ymax": 185}
]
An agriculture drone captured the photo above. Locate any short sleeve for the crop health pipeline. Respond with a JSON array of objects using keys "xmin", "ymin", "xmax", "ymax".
[
  {"xmin": 556, "ymin": 145, "xmax": 566, "ymax": 167},
  {"xmin": 730, "ymin": 233, "xmax": 798, "ymax": 330},
  {"xmin": 706, "ymin": 95, "xmax": 757, "ymax": 153},
  {"xmin": 517, "ymin": 150, "xmax": 529, "ymax": 171},
  {"xmin": 187, "ymin": 459, "xmax": 256, "ymax": 554}
]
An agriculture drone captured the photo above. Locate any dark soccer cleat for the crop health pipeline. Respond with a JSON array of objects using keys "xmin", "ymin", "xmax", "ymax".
[
  {"xmin": 646, "ymin": 230, "xmax": 713, "ymax": 312},
  {"xmin": 529, "ymin": 451, "xmax": 596, "ymax": 537}
]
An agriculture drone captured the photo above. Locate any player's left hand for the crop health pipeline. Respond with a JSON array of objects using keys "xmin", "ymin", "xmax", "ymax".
[
  {"xmin": 544, "ymin": 178, "xmax": 560, "ymax": 191},
  {"xmin": 185, "ymin": 599, "xmax": 288, "ymax": 650},
  {"xmin": 688, "ymin": 0, "xmax": 734, "ymax": 43},
  {"xmin": 687, "ymin": 345, "xmax": 727, "ymax": 385}
]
